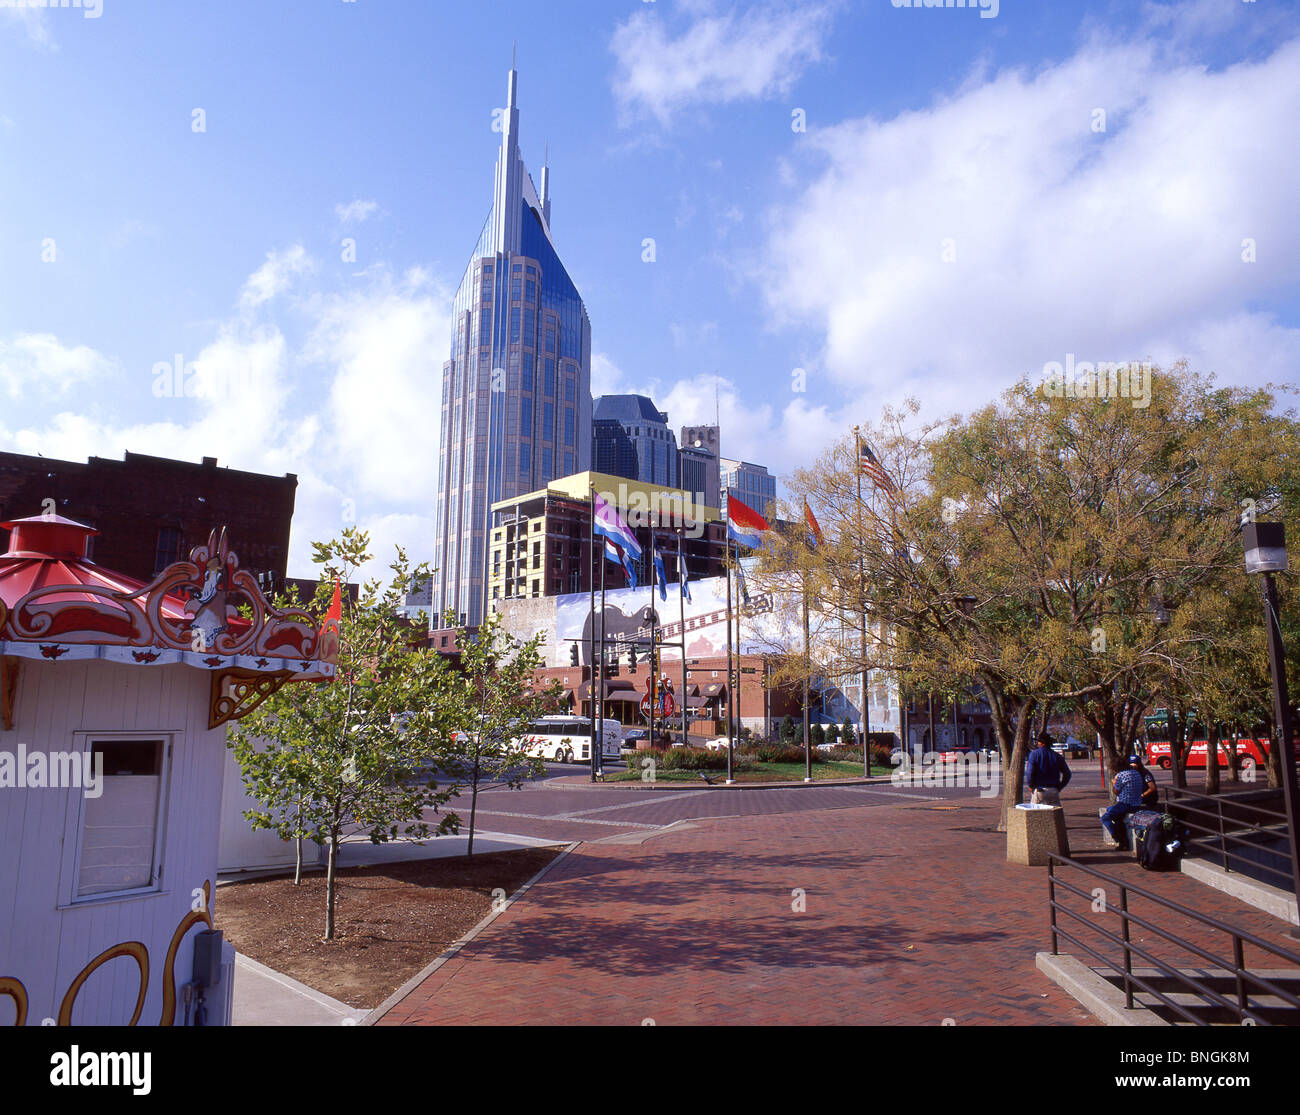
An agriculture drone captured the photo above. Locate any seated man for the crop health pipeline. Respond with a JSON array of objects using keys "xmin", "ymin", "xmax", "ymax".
[{"xmin": 1102, "ymin": 755, "xmax": 1156, "ymax": 847}]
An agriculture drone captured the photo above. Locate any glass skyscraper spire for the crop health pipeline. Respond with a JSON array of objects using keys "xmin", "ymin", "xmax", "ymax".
[{"xmin": 434, "ymin": 61, "xmax": 592, "ymax": 627}]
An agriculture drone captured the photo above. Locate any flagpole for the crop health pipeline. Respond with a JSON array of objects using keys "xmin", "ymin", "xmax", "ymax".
[
  {"xmin": 733, "ymin": 538, "xmax": 742, "ymax": 753},
  {"xmin": 598, "ymin": 538, "xmax": 606, "ymax": 781},
  {"xmin": 678, "ymin": 531, "xmax": 688, "ymax": 746},
  {"xmin": 589, "ymin": 483, "xmax": 599, "ymax": 783},
  {"xmin": 802, "ymin": 575, "xmax": 812, "ymax": 783},
  {"xmin": 648, "ymin": 527, "xmax": 657, "ymax": 753},
  {"xmin": 724, "ymin": 532, "xmax": 735, "ymax": 784},
  {"xmin": 855, "ymin": 427, "xmax": 871, "ymax": 778}
]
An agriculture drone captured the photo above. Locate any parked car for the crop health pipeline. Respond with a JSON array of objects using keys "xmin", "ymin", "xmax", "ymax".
[
  {"xmin": 623, "ymin": 728, "xmax": 650, "ymax": 746},
  {"xmin": 1052, "ymin": 736, "xmax": 1091, "ymax": 758},
  {"xmin": 703, "ymin": 736, "xmax": 732, "ymax": 752}
]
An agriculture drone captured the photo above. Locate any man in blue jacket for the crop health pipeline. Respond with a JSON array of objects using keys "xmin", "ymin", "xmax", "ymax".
[{"xmin": 1026, "ymin": 731, "xmax": 1072, "ymax": 804}]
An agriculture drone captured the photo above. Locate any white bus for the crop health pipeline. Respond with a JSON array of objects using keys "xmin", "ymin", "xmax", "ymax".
[{"xmin": 517, "ymin": 717, "xmax": 623, "ymax": 763}]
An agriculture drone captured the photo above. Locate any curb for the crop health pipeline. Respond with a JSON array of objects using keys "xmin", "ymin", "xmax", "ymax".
[
  {"xmin": 358, "ymin": 840, "xmax": 581, "ymax": 1026},
  {"xmin": 548, "ymin": 774, "xmax": 902, "ymax": 791},
  {"xmin": 234, "ymin": 952, "xmax": 367, "ymax": 1025}
]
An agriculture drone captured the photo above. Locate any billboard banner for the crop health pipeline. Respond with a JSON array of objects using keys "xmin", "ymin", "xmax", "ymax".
[{"xmin": 555, "ymin": 574, "xmax": 794, "ymax": 663}]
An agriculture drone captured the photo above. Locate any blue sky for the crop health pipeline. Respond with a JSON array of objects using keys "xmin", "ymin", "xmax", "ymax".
[{"xmin": 1, "ymin": 0, "xmax": 1297, "ymax": 580}]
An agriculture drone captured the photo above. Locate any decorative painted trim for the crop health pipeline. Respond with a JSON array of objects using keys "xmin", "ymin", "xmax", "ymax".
[
  {"xmin": 209, "ymin": 669, "xmax": 294, "ymax": 729},
  {"xmin": 57, "ymin": 941, "xmax": 149, "ymax": 1026},
  {"xmin": 0, "ymin": 655, "xmax": 17, "ymax": 731},
  {"xmin": 160, "ymin": 880, "xmax": 213, "ymax": 1026},
  {"xmin": 0, "ymin": 976, "xmax": 28, "ymax": 1026},
  {"xmin": 4, "ymin": 527, "xmax": 336, "ymax": 679}
]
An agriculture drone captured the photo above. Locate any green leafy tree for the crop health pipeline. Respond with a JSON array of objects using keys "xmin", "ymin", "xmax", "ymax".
[
  {"xmin": 444, "ymin": 613, "xmax": 555, "ymax": 856},
  {"xmin": 230, "ymin": 530, "xmax": 464, "ymax": 940},
  {"xmin": 779, "ymin": 715, "xmax": 798, "ymax": 743},
  {"xmin": 810, "ymin": 722, "xmax": 826, "ymax": 747},
  {"xmin": 841, "ymin": 717, "xmax": 857, "ymax": 748}
]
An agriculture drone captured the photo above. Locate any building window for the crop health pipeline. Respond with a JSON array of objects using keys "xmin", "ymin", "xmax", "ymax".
[
  {"xmin": 154, "ymin": 527, "xmax": 184, "ymax": 573},
  {"xmin": 520, "ymin": 443, "xmax": 531, "ymax": 475},
  {"xmin": 544, "ymin": 360, "xmax": 555, "ymax": 395},
  {"xmin": 511, "ymin": 278, "xmax": 522, "ymax": 301},
  {"xmin": 564, "ymin": 408, "xmax": 575, "ymax": 446},
  {"xmin": 542, "ymin": 447, "xmax": 553, "ymax": 476},
  {"xmin": 72, "ymin": 737, "xmax": 168, "ymax": 900},
  {"xmin": 542, "ymin": 401, "xmax": 554, "ymax": 434},
  {"xmin": 520, "ymin": 396, "xmax": 532, "ymax": 432},
  {"xmin": 565, "ymin": 378, "xmax": 575, "ymax": 403},
  {"xmin": 525, "ymin": 279, "xmax": 536, "ymax": 303},
  {"xmin": 564, "ymin": 452, "xmax": 574, "ymax": 474}
]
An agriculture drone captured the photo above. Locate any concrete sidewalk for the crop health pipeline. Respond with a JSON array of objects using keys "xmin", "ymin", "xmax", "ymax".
[
  {"xmin": 224, "ymin": 828, "xmax": 559, "ymax": 1024},
  {"xmin": 234, "ymin": 953, "xmax": 365, "ymax": 1026}
]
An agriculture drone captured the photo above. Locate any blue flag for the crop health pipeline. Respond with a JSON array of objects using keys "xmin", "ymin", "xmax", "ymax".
[
  {"xmin": 654, "ymin": 551, "xmax": 668, "ymax": 601},
  {"xmin": 678, "ymin": 548, "xmax": 692, "ymax": 604},
  {"xmin": 606, "ymin": 539, "xmax": 637, "ymax": 589}
]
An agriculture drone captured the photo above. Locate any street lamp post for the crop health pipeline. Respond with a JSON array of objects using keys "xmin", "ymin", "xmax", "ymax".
[{"xmin": 1243, "ymin": 521, "xmax": 1300, "ymax": 919}]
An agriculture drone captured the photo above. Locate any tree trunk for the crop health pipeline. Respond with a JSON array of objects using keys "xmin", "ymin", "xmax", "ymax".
[
  {"xmin": 293, "ymin": 798, "xmax": 303, "ymax": 886},
  {"xmin": 995, "ymin": 696, "xmax": 1036, "ymax": 831},
  {"xmin": 467, "ymin": 753, "xmax": 480, "ymax": 858},
  {"xmin": 325, "ymin": 831, "xmax": 339, "ymax": 940},
  {"xmin": 1267, "ymin": 716, "xmax": 1283, "ymax": 789},
  {"xmin": 1205, "ymin": 721, "xmax": 1220, "ymax": 795},
  {"xmin": 1226, "ymin": 730, "xmax": 1239, "ymax": 784}
]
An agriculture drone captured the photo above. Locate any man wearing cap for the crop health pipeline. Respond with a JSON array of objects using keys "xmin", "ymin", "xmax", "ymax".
[
  {"xmin": 1102, "ymin": 755, "xmax": 1158, "ymax": 847},
  {"xmin": 1025, "ymin": 731, "xmax": 1072, "ymax": 805}
]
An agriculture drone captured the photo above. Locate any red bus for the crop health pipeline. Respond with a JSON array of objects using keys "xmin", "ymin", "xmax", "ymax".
[{"xmin": 1144, "ymin": 736, "xmax": 1268, "ymax": 773}]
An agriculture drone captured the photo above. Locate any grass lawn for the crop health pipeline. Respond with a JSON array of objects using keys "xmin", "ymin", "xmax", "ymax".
[
  {"xmin": 609, "ymin": 760, "xmax": 874, "ymax": 782},
  {"xmin": 214, "ymin": 846, "xmax": 563, "ymax": 1009}
]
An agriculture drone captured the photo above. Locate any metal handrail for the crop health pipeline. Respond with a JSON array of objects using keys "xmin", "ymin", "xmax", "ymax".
[
  {"xmin": 1162, "ymin": 787, "xmax": 1293, "ymax": 888},
  {"xmin": 1047, "ymin": 854, "xmax": 1300, "ymax": 1025}
]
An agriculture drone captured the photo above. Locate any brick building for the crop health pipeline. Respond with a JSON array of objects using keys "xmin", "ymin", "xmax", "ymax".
[
  {"xmin": 0, "ymin": 450, "xmax": 297, "ymax": 583},
  {"xmin": 488, "ymin": 470, "xmax": 726, "ymax": 604}
]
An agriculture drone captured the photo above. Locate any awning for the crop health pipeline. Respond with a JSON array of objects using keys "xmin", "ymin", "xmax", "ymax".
[
  {"xmin": 577, "ymin": 680, "xmax": 640, "ymax": 700},
  {"xmin": 701, "ymin": 682, "xmax": 726, "ymax": 698}
]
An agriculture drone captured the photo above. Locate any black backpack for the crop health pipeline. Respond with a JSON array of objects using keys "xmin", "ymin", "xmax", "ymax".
[{"xmin": 1137, "ymin": 813, "xmax": 1187, "ymax": 871}]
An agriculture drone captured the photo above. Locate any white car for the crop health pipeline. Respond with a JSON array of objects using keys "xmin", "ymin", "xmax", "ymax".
[{"xmin": 703, "ymin": 737, "xmax": 733, "ymax": 752}]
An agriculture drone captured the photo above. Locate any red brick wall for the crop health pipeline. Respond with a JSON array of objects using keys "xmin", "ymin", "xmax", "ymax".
[{"xmin": 0, "ymin": 451, "xmax": 296, "ymax": 583}]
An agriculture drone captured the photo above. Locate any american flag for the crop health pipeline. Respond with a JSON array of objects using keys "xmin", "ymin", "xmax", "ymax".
[{"xmin": 858, "ymin": 440, "xmax": 898, "ymax": 495}]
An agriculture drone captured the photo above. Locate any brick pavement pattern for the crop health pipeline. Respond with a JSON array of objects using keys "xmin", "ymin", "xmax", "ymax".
[{"xmin": 378, "ymin": 777, "xmax": 1300, "ymax": 1026}]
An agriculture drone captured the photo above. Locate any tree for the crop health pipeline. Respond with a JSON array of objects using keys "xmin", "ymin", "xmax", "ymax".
[
  {"xmin": 764, "ymin": 369, "xmax": 1300, "ymax": 827},
  {"xmin": 443, "ymin": 613, "xmax": 553, "ymax": 856},
  {"xmin": 825, "ymin": 722, "xmax": 840, "ymax": 745},
  {"xmin": 810, "ymin": 722, "xmax": 826, "ymax": 747},
  {"xmin": 230, "ymin": 530, "xmax": 464, "ymax": 940},
  {"xmin": 841, "ymin": 716, "xmax": 857, "ymax": 747}
]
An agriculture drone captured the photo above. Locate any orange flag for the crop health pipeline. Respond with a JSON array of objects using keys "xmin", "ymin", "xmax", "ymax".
[
  {"xmin": 320, "ymin": 579, "xmax": 343, "ymax": 674},
  {"xmin": 804, "ymin": 499, "xmax": 824, "ymax": 546}
]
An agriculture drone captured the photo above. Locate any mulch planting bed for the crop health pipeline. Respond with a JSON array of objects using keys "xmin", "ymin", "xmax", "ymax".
[{"xmin": 214, "ymin": 846, "xmax": 564, "ymax": 1009}]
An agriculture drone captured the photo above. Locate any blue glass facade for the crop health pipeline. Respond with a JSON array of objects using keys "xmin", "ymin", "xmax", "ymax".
[{"xmin": 434, "ymin": 65, "xmax": 592, "ymax": 628}]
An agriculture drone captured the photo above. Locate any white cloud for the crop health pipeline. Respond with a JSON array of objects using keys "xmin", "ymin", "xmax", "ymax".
[
  {"xmin": 0, "ymin": 334, "xmax": 114, "ymax": 398},
  {"xmin": 301, "ymin": 267, "xmax": 452, "ymax": 506},
  {"xmin": 758, "ymin": 30, "xmax": 1300, "ymax": 414},
  {"xmin": 239, "ymin": 244, "xmax": 314, "ymax": 315},
  {"xmin": 0, "ymin": 248, "xmax": 449, "ymax": 585},
  {"xmin": 334, "ymin": 199, "xmax": 379, "ymax": 225},
  {"xmin": 610, "ymin": 1, "xmax": 838, "ymax": 124},
  {"xmin": 1, "ymin": 5, "xmax": 55, "ymax": 49}
]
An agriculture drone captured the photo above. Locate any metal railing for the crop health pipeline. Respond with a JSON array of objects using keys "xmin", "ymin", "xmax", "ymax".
[
  {"xmin": 1164, "ymin": 786, "xmax": 1294, "ymax": 893},
  {"xmin": 1047, "ymin": 854, "xmax": 1300, "ymax": 1025}
]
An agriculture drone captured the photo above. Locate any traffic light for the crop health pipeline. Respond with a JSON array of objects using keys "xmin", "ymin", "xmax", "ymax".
[
  {"xmin": 628, "ymin": 646, "xmax": 637, "ymax": 670},
  {"xmin": 569, "ymin": 643, "xmax": 579, "ymax": 667}
]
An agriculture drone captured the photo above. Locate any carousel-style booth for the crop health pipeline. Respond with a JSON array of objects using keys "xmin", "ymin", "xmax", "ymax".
[{"xmin": 0, "ymin": 514, "xmax": 336, "ymax": 1025}]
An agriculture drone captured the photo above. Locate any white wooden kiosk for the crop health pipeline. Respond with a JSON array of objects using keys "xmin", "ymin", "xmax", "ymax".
[{"xmin": 0, "ymin": 515, "xmax": 336, "ymax": 1026}]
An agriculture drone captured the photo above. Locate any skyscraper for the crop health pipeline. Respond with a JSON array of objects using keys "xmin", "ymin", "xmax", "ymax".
[
  {"xmin": 433, "ymin": 60, "xmax": 592, "ymax": 627},
  {"xmin": 593, "ymin": 394, "xmax": 678, "ymax": 488}
]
